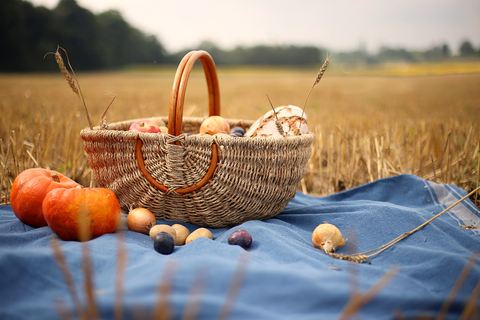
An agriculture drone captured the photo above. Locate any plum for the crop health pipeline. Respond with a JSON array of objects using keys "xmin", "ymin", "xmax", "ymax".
[
  {"xmin": 228, "ymin": 229, "xmax": 252, "ymax": 249},
  {"xmin": 230, "ymin": 127, "xmax": 245, "ymax": 137},
  {"xmin": 153, "ymin": 232, "xmax": 175, "ymax": 255}
]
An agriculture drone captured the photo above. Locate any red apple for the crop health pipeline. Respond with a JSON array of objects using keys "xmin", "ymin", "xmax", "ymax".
[{"xmin": 129, "ymin": 120, "xmax": 161, "ymax": 133}]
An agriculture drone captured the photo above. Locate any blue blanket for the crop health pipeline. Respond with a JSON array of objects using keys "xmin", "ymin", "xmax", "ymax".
[{"xmin": 0, "ymin": 175, "xmax": 479, "ymax": 319}]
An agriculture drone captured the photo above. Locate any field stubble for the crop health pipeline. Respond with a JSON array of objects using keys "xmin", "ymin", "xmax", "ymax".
[{"xmin": 0, "ymin": 68, "xmax": 479, "ymax": 206}]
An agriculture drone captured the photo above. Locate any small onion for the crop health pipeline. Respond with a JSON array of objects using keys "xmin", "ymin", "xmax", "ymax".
[
  {"xmin": 127, "ymin": 208, "xmax": 156, "ymax": 234},
  {"xmin": 312, "ymin": 223, "xmax": 345, "ymax": 254}
]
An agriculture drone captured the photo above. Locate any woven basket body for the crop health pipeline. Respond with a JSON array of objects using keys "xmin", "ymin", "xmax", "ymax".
[{"xmin": 80, "ymin": 51, "xmax": 313, "ymax": 227}]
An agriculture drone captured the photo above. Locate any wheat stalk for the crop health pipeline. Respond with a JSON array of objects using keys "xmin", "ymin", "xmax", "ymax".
[
  {"xmin": 54, "ymin": 298, "xmax": 73, "ymax": 320},
  {"xmin": 115, "ymin": 233, "xmax": 127, "ymax": 320},
  {"xmin": 219, "ymin": 254, "xmax": 249, "ymax": 320},
  {"xmin": 302, "ymin": 54, "xmax": 330, "ymax": 118},
  {"xmin": 328, "ymin": 186, "xmax": 480, "ymax": 263},
  {"xmin": 153, "ymin": 261, "xmax": 176, "ymax": 320},
  {"xmin": 100, "ymin": 96, "xmax": 116, "ymax": 129},
  {"xmin": 48, "ymin": 46, "xmax": 93, "ymax": 129},
  {"xmin": 339, "ymin": 268, "xmax": 398, "ymax": 320},
  {"xmin": 182, "ymin": 270, "xmax": 207, "ymax": 320},
  {"xmin": 77, "ymin": 199, "xmax": 99, "ymax": 320},
  {"xmin": 438, "ymin": 253, "xmax": 479, "ymax": 320},
  {"xmin": 461, "ymin": 280, "xmax": 480, "ymax": 320},
  {"xmin": 53, "ymin": 50, "xmax": 79, "ymax": 95},
  {"xmin": 266, "ymin": 94, "xmax": 285, "ymax": 136},
  {"xmin": 51, "ymin": 238, "xmax": 85, "ymax": 319}
]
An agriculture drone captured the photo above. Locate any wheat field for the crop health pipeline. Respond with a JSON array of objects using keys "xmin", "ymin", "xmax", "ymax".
[{"xmin": 0, "ymin": 65, "xmax": 479, "ymax": 205}]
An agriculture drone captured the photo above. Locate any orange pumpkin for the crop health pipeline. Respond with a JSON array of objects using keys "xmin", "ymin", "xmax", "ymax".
[
  {"xmin": 43, "ymin": 187, "xmax": 121, "ymax": 241},
  {"xmin": 10, "ymin": 168, "xmax": 80, "ymax": 227}
]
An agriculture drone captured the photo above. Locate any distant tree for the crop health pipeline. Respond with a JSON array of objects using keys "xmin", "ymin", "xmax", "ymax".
[
  {"xmin": 377, "ymin": 47, "xmax": 415, "ymax": 62},
  {"xmin": 0, "ymin": 0, "xmax": 56, "ymax": 71},
  {"xmin": 0, "ymin": 0, "xmax": 166, "ymax": 71},
  {"xmin": 459, "ymin": 40, "xmax": 476, "ymax": 57},
  {"xmin": 422, "ymin": 43, "xmax": 451, "ymax": 61},
  {"xmin": 441, "ymin": 44, "xmax": 451, "ymax": 57},
  {"xmin": 96, "ymin": 10, "xmax": 165, "ymax": 68},
  {"xmin": 53, "ymin": 0, "xmax": 103, "ymax": 69}
]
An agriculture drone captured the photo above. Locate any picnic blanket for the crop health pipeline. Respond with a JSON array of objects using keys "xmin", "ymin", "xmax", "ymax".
[{"xmin": 0, "ymin": 174, "xmax": 479, "ymax": 319}]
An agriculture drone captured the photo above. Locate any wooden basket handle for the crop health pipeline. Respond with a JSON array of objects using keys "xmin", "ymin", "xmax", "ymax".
[
  {"xmin": 168, "ymin": 50, "xmax": 221, "ymax": 135},
  {"xmin": 135, "ymin": 50, "xmax": 220, "ymax": 194}
]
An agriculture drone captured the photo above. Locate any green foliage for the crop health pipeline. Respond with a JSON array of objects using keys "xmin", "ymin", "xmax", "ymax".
[
  {"xmin": 0, "ymin": 0, "xmax": 166, "ymax": 71},
  {"xmin": 0, "ymin": 0, "xmax": 478, "ymax": 71},
  {"xmin": 459, "ymin": 40, "xmax": 477, "ymax": 57},
  {"xmin": 170, "ymin": 43, "xmax": 326, "ymax": 66}
]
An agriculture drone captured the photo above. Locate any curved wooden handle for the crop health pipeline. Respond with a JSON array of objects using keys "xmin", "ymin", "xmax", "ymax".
[
  {"xmin": 168, "ymin": 50, "xmax": 221, "ymax": 135},
  {"xmin": 135, "ymin": 50, "xmax": 221, "ymax": 194},
  {"xmin": 135, "ymin": 139, "xmax": 218, "ymax": 195}
]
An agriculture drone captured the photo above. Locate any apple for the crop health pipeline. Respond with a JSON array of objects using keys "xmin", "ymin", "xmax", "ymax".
[{"xmin": 129, "ymin": 120, "xmax": 161, "ymax": 133}]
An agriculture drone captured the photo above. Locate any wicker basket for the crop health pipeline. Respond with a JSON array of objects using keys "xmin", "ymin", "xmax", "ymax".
[{"xmin": 80, "ymin": 50, "xmax": 313, "ymax": 227}]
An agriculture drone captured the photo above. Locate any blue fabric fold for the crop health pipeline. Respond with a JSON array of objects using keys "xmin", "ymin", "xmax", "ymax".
[{"xmin": 0, "ymin": 174, "xmax": 478, "ymax": 319}]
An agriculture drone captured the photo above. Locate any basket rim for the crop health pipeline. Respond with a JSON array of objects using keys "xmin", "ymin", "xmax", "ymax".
[{"xmin": 80, "ymin": 116, "xmax": 314, "ymax": 146}]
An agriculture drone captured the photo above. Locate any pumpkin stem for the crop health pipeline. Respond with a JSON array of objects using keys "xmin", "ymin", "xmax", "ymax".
[{"xmin": 51, "ymin": 173, "xmax": 61, "ymax": 183}]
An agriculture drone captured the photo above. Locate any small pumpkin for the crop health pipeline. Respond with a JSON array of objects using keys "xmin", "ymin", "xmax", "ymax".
[
  {"xmin": 43, "ymin": 187, "xmax": 121, "ymax": 241},
  {"xmin": 10, "ymin": 168, "xmax": 80, "ymax": 227}
]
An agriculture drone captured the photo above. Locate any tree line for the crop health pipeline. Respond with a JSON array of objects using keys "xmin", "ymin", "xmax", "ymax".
[
  {"xmin": 0, "ymin": 0, "xmax": 166, "ymax": 71},
  {"xmin": 1, "ymin": 0, "xmax": 479, "ymax": 72}
]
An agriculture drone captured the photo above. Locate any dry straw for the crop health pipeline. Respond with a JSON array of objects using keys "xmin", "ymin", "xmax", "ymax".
[
  {"xmin": 47, "ymin": 46, "xmax": 93, "ymax": 129},
  {"xmin": 339, "ymin": 268, "xmax": 399, "ymax": 320},
  {"xmin": 438, "ymin": 253, "xmax": 479, "ymax": 320},
  {"xmin": 302, "ymin": 54, "xmax": 330, "ymax": 118},
  {"xmin": 328, "ymin": 186, "xmax": 480, "ymax": 263},
  {"xmin": 51, "ymin": 237, "xmax": 83, "ymax": 319},
  {"xmin": 115, "ymin": 233, "xmax": 127, "ymax": 320}
]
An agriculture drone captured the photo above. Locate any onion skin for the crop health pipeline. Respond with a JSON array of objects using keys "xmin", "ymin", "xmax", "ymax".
[
  {"xmin": 312, "ymin": 223, "xmax": 346, "ymax": 253},
  {"xmin": 127, "ymin": 208, "xmax": 156, "ymax": 234}
]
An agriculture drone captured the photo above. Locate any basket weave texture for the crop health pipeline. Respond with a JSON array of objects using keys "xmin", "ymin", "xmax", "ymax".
[{"xmin": 80, "ymin": 51, "xmax": 313, "ymax": 227}]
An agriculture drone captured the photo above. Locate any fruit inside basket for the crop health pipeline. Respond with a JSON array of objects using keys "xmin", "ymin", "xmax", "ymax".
[{"xmin": 80, "ymin": 50, "xmax": 313, "ymax": 227}]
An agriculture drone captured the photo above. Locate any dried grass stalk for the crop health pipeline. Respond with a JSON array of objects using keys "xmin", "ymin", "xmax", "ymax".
[
  {"xmin": 153, "ymin": 261, "xmax": 176, "ymax": 320},
  {"xmin": 461, "ymin": 280, "xmax": 480, "ymax": 320},
  {"xmin": 438, "ymin": 253, "xmax": 479, "ymax": 320},
  {"xmin": 51, "ymin": 237, "xmax": 84, "ymax": 319},
  {"xmin": 327, "ymin": 252, "xmax": 369, "ymax": 264},
  {"xmin": 182, "ymin": 270, "xmax": 206, "ymax": 320},
  {"xmin": 50, "ymin": 46, "xmax": 93, "ymax": 129},
  {"xmin": 115, "ymin": 233, "xmax": 127, "ymax": 320},
  {"xmin": 77, "ymin": 200, "xmax": 98, "ymax": 320},
  {"xmin": 54, "ymin": 50, "xmax": 79, "ymax": 95},
  {"xmin": 339, "ymin": 268, "xmax": 398, "ymax": 320},
  {"xmin": 302, "ymin": 54, "xmax": 330, "ymax": 117},
  {"xmin": 327, "ymin": 186, "xmax": 479, "ymax": 263},
  {"xmin": 266, "ymin": 94, "xmax": 285, "ymax": 136},
  {"xmin": 54, "ymin": 298, "xmax": 73, "ymax": 320},
  {"xmin": 219, "ymin": 254, "xmax": 249, "ymax": 320}
]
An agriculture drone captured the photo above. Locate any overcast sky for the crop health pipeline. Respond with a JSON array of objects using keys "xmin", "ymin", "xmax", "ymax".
[{"xmin": 28, "ymin": 0, "xmax": 480, "ymax": 53}]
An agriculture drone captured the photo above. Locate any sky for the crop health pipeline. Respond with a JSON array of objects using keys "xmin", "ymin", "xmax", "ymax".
[{"xmin": 28, "ymin": 0, "xmax": 480, "ymax": 53}]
